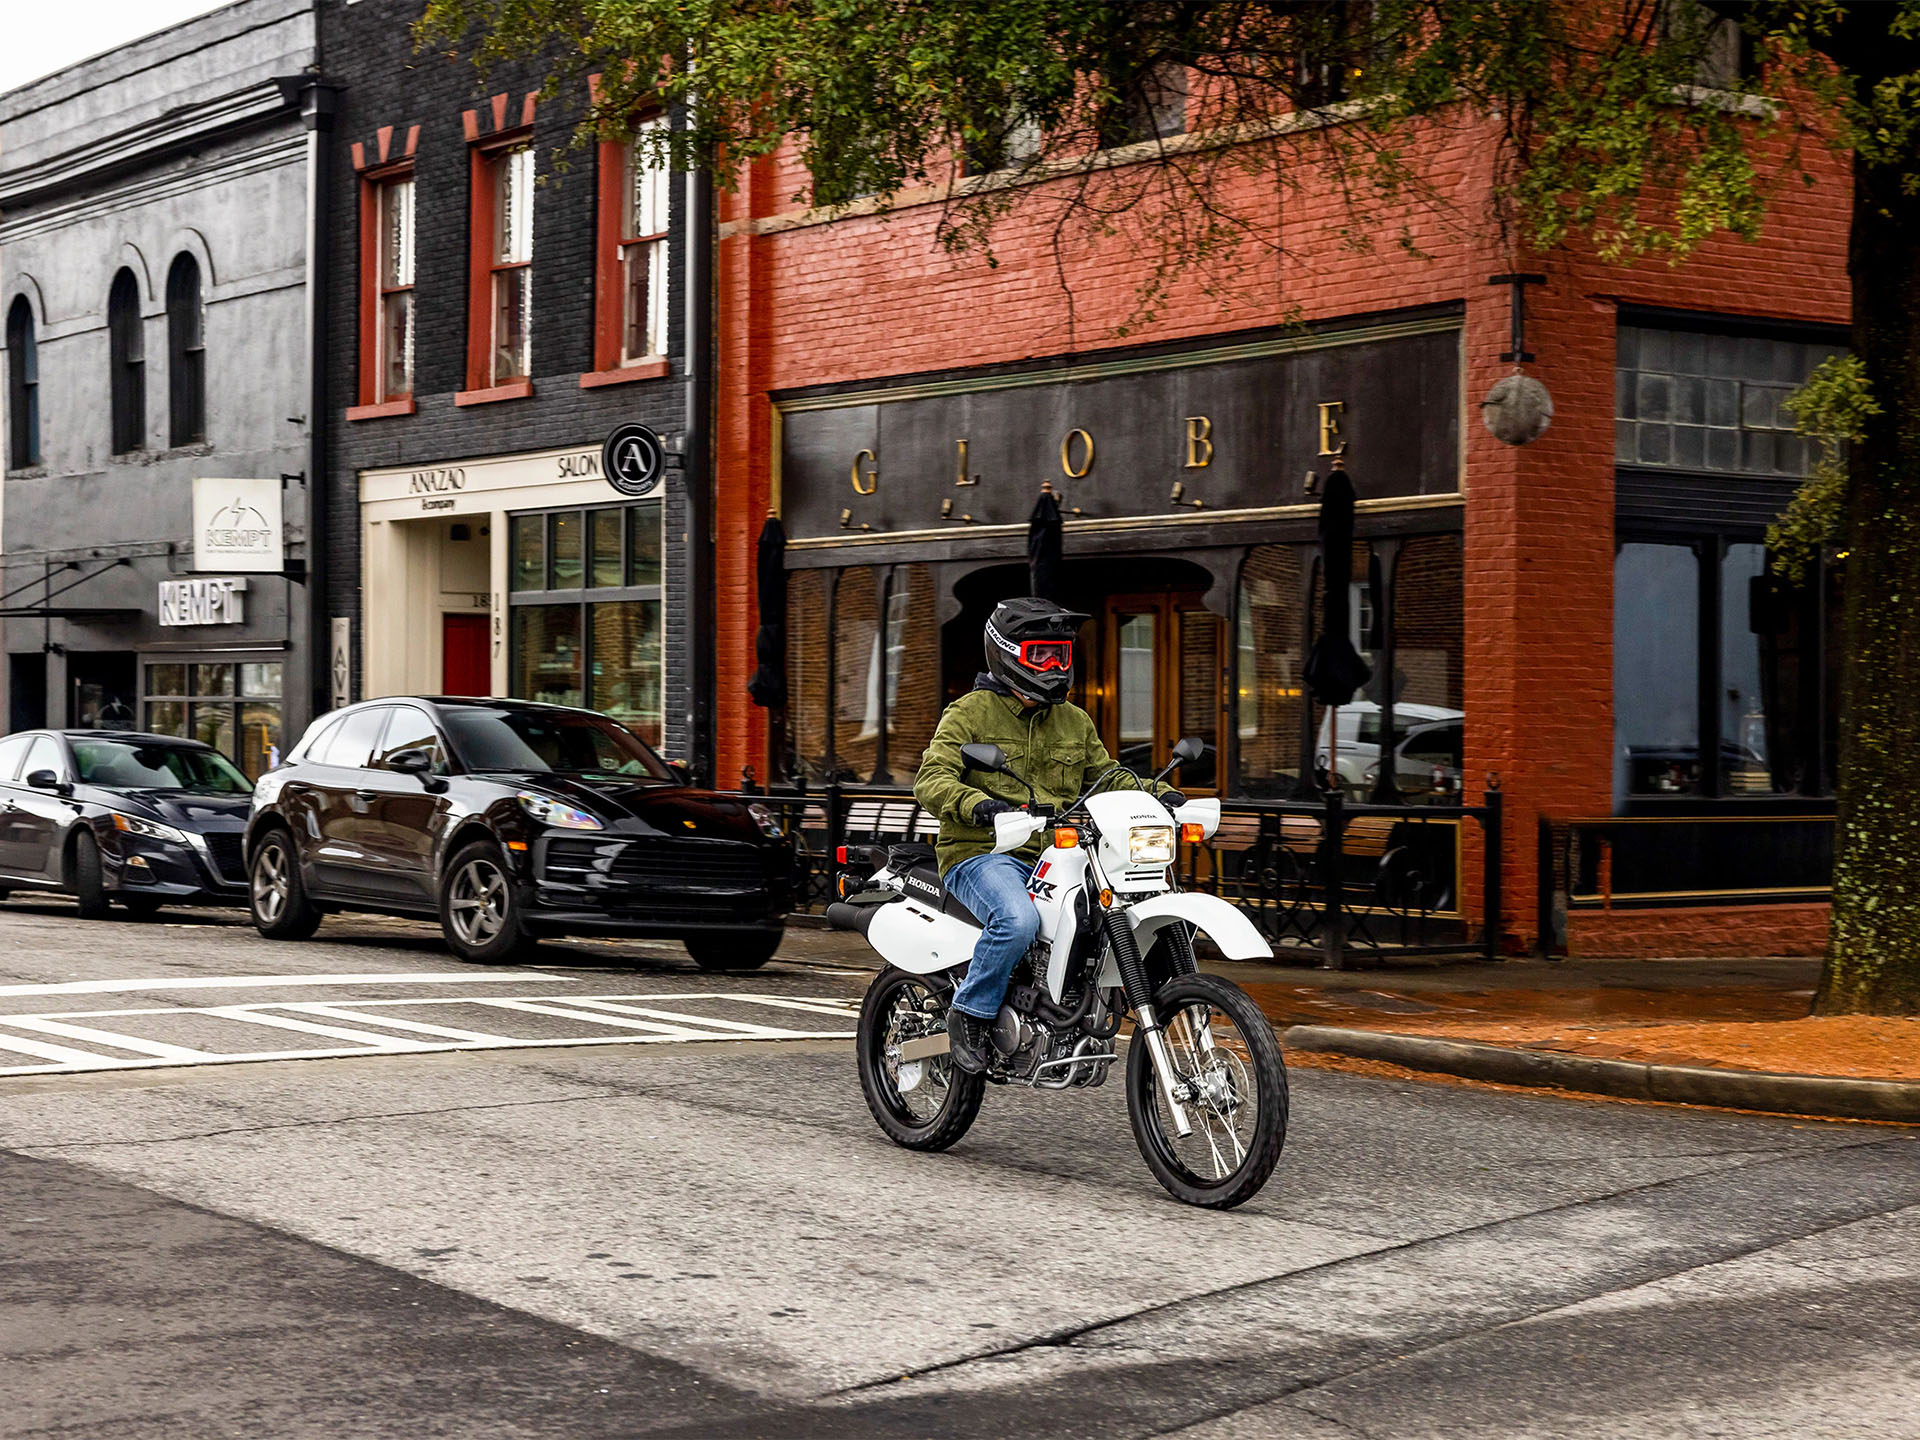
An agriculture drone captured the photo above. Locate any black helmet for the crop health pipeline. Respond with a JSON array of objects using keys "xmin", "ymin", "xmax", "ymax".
[{"xmin": 984, "ymin": 597, "xmax": 1089, "ymax": 706}]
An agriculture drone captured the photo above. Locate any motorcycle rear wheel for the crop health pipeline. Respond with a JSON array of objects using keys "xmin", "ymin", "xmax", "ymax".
[
  {"xmin": 1126, "ymin": 972, "xmax": 1288, "ymax": 1209},
  {"xmin": 857, "ymin": 967, "xmax": 985, "ymax": 1151}
]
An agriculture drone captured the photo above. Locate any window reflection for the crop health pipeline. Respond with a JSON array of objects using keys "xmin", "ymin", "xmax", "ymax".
[{"xmin": 1614, "ymin": 542, "xmax": 1701, "ymax": 798}]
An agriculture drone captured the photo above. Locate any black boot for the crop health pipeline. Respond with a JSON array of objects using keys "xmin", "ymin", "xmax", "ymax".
[{"xmin": 945, "ymin": 1008, "xmax": 992, "ymax": 1074}]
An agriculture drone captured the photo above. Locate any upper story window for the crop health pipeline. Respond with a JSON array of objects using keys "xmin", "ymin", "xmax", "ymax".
[
  {"xmin": 108, "ymin": 267, "xmax": 145, "ymax": 455},
  {"xmin": 488, "ymin": 144, "xmax": 535, "ymax": 384},
  {"xmin": 620, "ymin": 120, "xmax": 670, "ymax": 365},
  {"xmin": 378, "ymin": 175, "xmax": 416, "ymax": 401},
  {"xmin": 5, "ymin": 296, "xmax": 38, "ymax": 469},
  {"xmin": 166, "ymin": 254, "xmax": 206, "ymax": 446},
  {"xmin": 1616, "ymin": 324, "xmax": 1842, "ymax": 477}
]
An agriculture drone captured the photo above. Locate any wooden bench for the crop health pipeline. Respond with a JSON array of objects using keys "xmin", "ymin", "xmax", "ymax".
[{"xmin": 1274, "ymin": 813, "xmax": 1397, "ymax": 859}]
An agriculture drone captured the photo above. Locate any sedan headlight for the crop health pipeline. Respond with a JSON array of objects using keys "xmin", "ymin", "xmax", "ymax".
[
  {"xmin": 747, "ymin": 803, "xmax": 783, "ymax": 837},
  {"xmin": 112, "ymin": 813, "xmax": 191, "ymax": 846},
  {"xmin": 1128, "ymin": 824, "xmax": 1175, "ymax": 865},
  {"xmin": 516, "ymin": 791, "xmax": 604, "ymax": 831}
]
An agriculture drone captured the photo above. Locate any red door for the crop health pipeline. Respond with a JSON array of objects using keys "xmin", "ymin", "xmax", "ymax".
[{"xmin": 441, "ymin": 614, "xmax": 491, "ymax": 696}]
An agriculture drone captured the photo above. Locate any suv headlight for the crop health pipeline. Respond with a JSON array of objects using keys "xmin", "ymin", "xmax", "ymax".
[
  {"xmin": 1128, "ymin": 824, "xmax": 1175, "ymax": 865},
  {"xmin": 112, "ymin": 813, "xmax": 190, "ymax": 846},
  {"xmin": 747, "ymin": 803, "xmax": 783, "ymax": 837},
  {"xmin": 516, "ymin": 791, "xmax": 604, "ymax": 831}
]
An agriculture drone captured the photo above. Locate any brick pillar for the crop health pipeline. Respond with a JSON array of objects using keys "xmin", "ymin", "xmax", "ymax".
[
  {"xmin": 1462, "ymin": 274, "xmax": 1617, "ymax": 951},
  {"xmin": 713, "ymin": 159, "xmax": 777, "ymax": 788}
]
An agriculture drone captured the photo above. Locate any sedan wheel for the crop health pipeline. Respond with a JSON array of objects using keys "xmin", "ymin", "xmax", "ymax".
[{"xmin": 438, "ymin": 840, "xmax": 533, "ymax": 964}]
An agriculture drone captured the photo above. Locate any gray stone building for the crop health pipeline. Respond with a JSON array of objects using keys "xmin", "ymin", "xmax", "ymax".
[{"xmin": 1, "ymin": 0, "xmax": 323, "ymax": 776}]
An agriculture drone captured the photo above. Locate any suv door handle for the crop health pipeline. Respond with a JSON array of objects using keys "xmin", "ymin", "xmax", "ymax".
[{"xmin": 355, "ymin": 788, "xmax": 379, "ymax": 801}]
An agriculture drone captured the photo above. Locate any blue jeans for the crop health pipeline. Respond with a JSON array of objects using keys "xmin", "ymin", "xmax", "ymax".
[{"xmin": 943, "ymin": 852, "xmax": 1041, "ymax": 1020}]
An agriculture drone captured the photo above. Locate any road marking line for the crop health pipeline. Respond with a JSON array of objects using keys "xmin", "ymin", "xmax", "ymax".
[
  {"xmin": 0, "ymin": 1032, "xmax": 136, "ymax": 1067},
  {"xmin": 0, "ymin": 1015, "xmax": 214, "ymax": 1061},
  {"xmin": 280, "ymin": 1004, "xmax": 508, "ymax": 1043},
  {"xmin": 729, "ymin": 993, "xmax": 865, "ymax": 1018},
  {"xmin": 472, "ymin": 998, "xmax": 720, "ymax": 1039},
  {"xmin": 0, "ymin": 972, "xmax": 568, "ymax": 999},
  {"xmin": 199, "ymin": 1007, "xmax": 436, "ymax": 1051},
  {"xmin": 561, "ymin": 998, "xmax": 813, "ymax": 1038}
]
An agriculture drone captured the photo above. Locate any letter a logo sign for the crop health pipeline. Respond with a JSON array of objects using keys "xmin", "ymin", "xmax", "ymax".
[{"xmin": 602, "ymin": 423, "xmax": 665, "ymax": 498}]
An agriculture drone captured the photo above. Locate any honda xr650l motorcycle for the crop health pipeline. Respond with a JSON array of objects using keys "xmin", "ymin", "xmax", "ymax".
[{"xmin": 827, "ymin": 737, "xmax": 1287, "ymax": 1208}]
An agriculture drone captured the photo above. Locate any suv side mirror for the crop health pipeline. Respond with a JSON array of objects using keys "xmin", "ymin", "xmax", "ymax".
[
  {"xmin": 25, "ymin": 768, "xmax": 69, "ymax": 795},
  {"xmin": 960, "ymin": 742, "xmax": 1010, "ymax": 776},
  {"xmin": 388, "ymin": 748, "xmax": 434, "ymax": 775}
]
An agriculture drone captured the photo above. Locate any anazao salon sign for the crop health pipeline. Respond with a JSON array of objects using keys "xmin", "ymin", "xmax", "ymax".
[{"xmin": 359, "ymin": 446, "xmax": 614, "ymax": 510}]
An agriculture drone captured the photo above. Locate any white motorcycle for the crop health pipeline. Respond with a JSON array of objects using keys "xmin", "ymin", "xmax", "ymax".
[{"xmin": 827, "ymin": 738, "xmax": 1288, "ymax": 1209}]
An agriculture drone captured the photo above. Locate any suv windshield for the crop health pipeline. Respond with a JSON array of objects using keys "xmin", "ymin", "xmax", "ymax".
[
  {"xmin": 439, "ymin": 707, "xmax": 671, "ymax": 779},
  {"xmin": 70, "ymin": 740, "xmax": 253, "ymax": 794}
]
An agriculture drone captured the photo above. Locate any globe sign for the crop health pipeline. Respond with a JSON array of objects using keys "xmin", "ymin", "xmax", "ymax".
[{"xmin": 602, "ymin": 423, "xmax": 665, "ymax": 497}]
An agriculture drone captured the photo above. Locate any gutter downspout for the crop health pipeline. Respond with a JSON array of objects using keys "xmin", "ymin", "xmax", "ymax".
[
  {"xmin": 300, "ymin": 76, "xmax": 339, "ymax": 730},
  {"xmin": 683, "ymin": 132, "xmax": 716, "ymax": 783}
]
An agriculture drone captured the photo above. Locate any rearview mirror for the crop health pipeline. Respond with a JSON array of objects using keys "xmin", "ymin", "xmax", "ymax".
[
  {"xmin": 960, "ymin": 742, "xmax": 1010, "ymax": 775},
  {"xmin": 1170, "ymin": 736, "xmax": 1206, "ymax": 766}
]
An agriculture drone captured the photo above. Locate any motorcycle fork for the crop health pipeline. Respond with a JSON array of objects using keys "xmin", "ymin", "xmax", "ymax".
[{"xmin": 1104, "ymin": 912, "xmax": 1193, "ymax": 1137}]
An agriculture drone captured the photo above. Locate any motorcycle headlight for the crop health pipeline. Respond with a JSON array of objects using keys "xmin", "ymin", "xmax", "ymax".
[
  {"xmin": 747, "ymin": 803, "xmax": 783, "ymax": 837},
  {"xmin": 1128, "ymin": 824, "xmax": 1175, "ymax": 865},
  {"xmin": 516, "ymin": 791, "xmax": 604, "ymax": 831},
  {"xmin": 112, "ymin": 812, "xmax": 191, "ymax": 846}
]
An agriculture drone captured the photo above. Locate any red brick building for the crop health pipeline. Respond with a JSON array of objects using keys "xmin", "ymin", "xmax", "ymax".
[{"xmin": 708, "ymin": 104, "xmax": 1851, "ymax": 958}]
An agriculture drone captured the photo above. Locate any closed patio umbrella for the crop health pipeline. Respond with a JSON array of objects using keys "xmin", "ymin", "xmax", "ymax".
[
  {"xmin": 1027, "ymin": 482, "xmax": 1063, "ymax": 600},
  {"xmin": 746, "ymin": 513, "xmax": 788, "ymax": 709}
]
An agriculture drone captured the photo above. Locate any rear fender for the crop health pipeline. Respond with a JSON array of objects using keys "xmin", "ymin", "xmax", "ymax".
[
  {"xmin": 866, "ymin": 898, "xmax": 983, "ymax": 975},
  {"xmin": 1123, "ymin": 892, "xmax": 1272, "ymax": 961}
]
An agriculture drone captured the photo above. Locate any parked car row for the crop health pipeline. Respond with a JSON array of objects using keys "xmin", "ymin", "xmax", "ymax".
[{"xmin": 0, "ymin": 698, "xmax": 796, "ymax": 970}]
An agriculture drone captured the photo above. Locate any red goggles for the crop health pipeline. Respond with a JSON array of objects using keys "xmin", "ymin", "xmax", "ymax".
[{"xmin": 1018, "ymin": 639, "xmax": 1075, "ymax": 672}]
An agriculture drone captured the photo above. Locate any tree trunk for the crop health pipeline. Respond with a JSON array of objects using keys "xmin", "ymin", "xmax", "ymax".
[{"xmin": 1816, "ymin": 149, "xmax": 1920, "ymax": 1016}]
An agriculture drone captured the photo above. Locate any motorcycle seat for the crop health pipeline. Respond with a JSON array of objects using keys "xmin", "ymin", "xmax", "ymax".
[{"xmin": 900, "ymin": 863, "xmax": 984, "ymax": 929}]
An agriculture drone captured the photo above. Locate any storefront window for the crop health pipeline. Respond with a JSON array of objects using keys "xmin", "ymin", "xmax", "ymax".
[
  {"xmin": 885, "ymin": 565, "xmax": 941, "ymax": 783},
  {"xmin": 513, "ymin": 605, "xmax": 584, "ymax": 706},
  {"xmin": 786, "ymin": 569, "xmax": 832, "ymax": 783},
  {"xmin": 144, "ymin": 660, "xmax": 282, "ymax": 778},
  {"xmin": 1615, "ymin": 542, "xmax": 1701, "ymax": 797},
  {"xmin": 507, "ymin": 500, "xmax": 663, "ymax": 741},
  {"xmin": 834, "ymin": 567, "xmax": 881, "ymax": 782},
  {"xmin": 1236, "ymin": 544, "xmax": 1306, "ymax": 797}
]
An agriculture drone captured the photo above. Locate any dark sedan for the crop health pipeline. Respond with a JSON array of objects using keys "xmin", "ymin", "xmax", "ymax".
[
  {"xmin": 0, "ymin": 729, "xmax": 253, "ymax": 918},
  {"xmin": 246, "ymin": 697, "xmax": 796, "ymax": 967}
]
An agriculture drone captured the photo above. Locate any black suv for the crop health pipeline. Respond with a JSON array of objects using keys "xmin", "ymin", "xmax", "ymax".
[{"xmin": 246, "ymin": 698, "xmax": 795, "ymax": 966}]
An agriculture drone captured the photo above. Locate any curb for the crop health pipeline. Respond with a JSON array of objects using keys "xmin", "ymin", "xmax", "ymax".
[{"xmin": 1283, "ymin": 1025, "xmax": 1920, "ymax": 1123}]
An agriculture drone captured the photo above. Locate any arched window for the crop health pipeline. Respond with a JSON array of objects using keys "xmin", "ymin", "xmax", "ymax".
[
  {"xmin": 5, "ymin": 296, "xmax": 38, "ymax": 469},
  {"xmin": 108, "ymin": 267, "xmax": 144, "ymax": 454},
  {"xmin": 166, "ymin": 254, "xmax": 205, "ymax": 445}
]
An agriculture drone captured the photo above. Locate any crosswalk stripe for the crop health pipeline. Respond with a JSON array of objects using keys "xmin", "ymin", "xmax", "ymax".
[
  {"xmin": 200, "ymin": 1007, "xmax": 436, "ymax": 1051},
  {"xmin": 280, "ymin": 1003, "xmax": 508, "ymax": 1043},
  {"xmin": 560, "ymin": 998, "xmax": 813, "ymax": 1038},
  {"xmin": 0, "ymin": 1015, "xmax": 213, "ymax": 1061},
  {"xmin": 471, "ymin": 997, "xmax": 720, "ymax": 1039},
  {"xmin": 0, "ymin": 1032, "xmax": 134, "ymax": 1067},
  {"xmin": 0, "ymin": 972, "xmax": 568, "ymax": 999}
]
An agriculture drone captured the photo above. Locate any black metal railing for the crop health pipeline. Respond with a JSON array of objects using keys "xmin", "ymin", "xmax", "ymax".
[{"xmin": 725, "ymin": 783, "xmax": 1503, "ymax": 969}]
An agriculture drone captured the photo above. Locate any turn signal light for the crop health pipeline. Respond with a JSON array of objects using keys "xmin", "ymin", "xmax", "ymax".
[
  {"xmin": 1099, "ymin": 888, "xmax": 1113, "ymax": 908},
  {"xmin": 1180, "ymin": 822, "xmax": 1205, "ymax": 845},
  {"xmin": 836, "ymin": 873, "xmax": 852, "ymax": 899},
  {"xmin": 505, "ymin": 839, "xmax": 529, "ymax": 853},
  {"xmin": 1053, "ymin": 826, "xmax": 1080, "ymax": 848}
]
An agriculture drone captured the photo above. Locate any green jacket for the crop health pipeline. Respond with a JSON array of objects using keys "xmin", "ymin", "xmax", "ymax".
[{"xmin": 915, "ymin": 682, "xmax": 1173, "ymax": 874}]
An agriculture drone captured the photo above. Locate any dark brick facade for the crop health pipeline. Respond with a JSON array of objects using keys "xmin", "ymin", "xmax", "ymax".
[{"xmin": 319, "ymin": 0, "xmax": 691, "ymax": 758}]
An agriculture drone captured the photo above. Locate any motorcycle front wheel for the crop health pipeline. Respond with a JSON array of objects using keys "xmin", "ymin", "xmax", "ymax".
[
  {"xmin": 1126, "ymin": 972, "xmax": 1288, "ymax": 1209},
  {"xmin": 857, "ymin": 967, "xmax": 985, "ymax": 1151}
]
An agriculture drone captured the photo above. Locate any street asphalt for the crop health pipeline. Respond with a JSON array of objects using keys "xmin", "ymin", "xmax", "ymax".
[{"xmin": 1, "ymin": 892, "xmax": 1915, "ymax": 1439}]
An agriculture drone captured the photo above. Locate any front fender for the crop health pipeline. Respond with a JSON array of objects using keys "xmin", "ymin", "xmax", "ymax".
[{"xmin": 1123, "ymin": 892, "xmax": 1272, "ymax": 961}]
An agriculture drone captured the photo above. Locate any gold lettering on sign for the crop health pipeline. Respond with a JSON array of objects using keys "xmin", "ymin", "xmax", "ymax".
[
  {"xmin": 1060, "ymin": 428, "xmax": 1094, "ymax": 479},
  {"xmin": 1317, "ymin": 401, "xmax": 1348, "ymax": 457},
  {"xmin": 850, "ymin": 448, "xmax": 878, "ymax": 495},
  {"xmin": 954, "ymin": 438, "xmax": 977, "ymax": 486},
  {"xmin": 1184, "ymin": 415, "xmax": 1214, "ymax": 469}
]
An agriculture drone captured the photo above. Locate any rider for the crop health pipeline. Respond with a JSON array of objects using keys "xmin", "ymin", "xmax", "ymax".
[{"xmin": 915, "ymin": 598, "xmax": 1184, "ymax": 1074}]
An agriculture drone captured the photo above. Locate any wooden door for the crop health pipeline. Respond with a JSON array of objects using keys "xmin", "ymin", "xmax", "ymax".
[
  {"xmin": 1095, "ymin": 592, "xmax": 1224, "ymax": 794},
  {"xmin": 441, "ymin": 614, "xmax": 491, "ymax": 696}
]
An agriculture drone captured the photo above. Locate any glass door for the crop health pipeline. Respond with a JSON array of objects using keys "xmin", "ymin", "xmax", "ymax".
[{"xmin": 1097, "ymin": 593, "xmax": 1222, "ymax": 794}]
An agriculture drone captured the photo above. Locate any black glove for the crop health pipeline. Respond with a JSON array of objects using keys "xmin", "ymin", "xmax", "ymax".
[
  {"xmin": 1161, "ymin": 790, "xmax": 1188, "ymax": 808},
  {"xmin": 971, "ymin": 798, "xmax": 1015, "ymax": 828}
]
